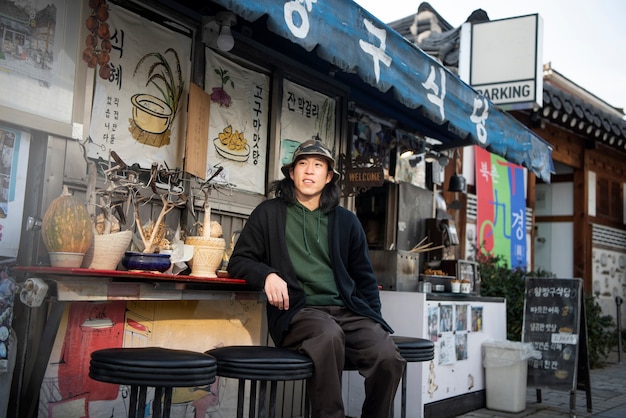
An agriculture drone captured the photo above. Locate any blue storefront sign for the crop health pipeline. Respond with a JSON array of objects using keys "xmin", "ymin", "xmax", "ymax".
[{"xmin": 213, "ymin": 0, "xmax": 553, "ymax": 181}]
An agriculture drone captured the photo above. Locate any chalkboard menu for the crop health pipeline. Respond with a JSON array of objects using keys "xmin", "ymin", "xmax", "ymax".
[{"xmin": 522, "ymin": 277, "xmax": 583, "ymax": 391}]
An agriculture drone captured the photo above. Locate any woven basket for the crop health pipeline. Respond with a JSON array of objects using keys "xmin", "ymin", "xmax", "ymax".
[
  {"xmin": 82, "ymin": 230, "xmax": 133, "ymax": 270},
  {"xmin": 185, "ymin": 236, "xmax": 225, "ymax": 278}
]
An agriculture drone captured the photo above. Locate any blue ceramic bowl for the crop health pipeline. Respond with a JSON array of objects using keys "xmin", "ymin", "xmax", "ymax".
[{"xmin": 121, "ymin": 251, "xmax": 171, "ymax": 273}]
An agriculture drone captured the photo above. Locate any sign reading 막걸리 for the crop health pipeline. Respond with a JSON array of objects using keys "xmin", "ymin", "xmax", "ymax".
[{"xmin": 522, "ymin": 277, "xmax": 583, "ymax": 391}]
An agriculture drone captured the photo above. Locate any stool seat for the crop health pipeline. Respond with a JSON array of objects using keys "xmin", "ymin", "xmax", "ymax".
[
  {"xmin": 207, "ymin": 345, "xmax": 313, "ymax": 418},
  {"xmin": 92, "ymin": 347, "xmax": 217, "ymax": 369},
  {"xmin": 89, "ymin": 369, "xmax": 216, "ymax": 387},
  {"xmin": 89, "ymin": 347, "xmax": 217, "ymax": 418},
  {"xmin": 90, "ymin": 359, "xmax": 217, "ymax": 376},
  {"xmin": 391, "ymin": 336, "xmax": 435, "ymax": 362},
  {"xmin": 209, "ymin": 345, "xmax": 314, "ymax": 379},
  {"xmin": 392, "ymin": 335, "xmax": 435, "ymax": 353}
]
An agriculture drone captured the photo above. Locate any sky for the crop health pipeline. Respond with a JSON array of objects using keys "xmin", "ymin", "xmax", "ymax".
[{"xmin": 353, "ymin": 0, "xmax": 626, "ymax": 113}]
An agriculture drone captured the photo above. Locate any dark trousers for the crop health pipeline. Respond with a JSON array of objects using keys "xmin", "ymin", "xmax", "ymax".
[{"xmin": 281, "ymin": 306, "xmax": 406, "ymax": 418}]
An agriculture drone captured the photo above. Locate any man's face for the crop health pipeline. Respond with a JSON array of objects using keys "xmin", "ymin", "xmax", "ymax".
[{"xmin": 289, "ymin": 155, "xmax": 333, "ymax": 202}]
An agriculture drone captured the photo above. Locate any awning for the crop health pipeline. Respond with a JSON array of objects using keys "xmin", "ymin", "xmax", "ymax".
[{"xmin": 212, "ymin": 0, "xmax": 553, "ymax": 181}]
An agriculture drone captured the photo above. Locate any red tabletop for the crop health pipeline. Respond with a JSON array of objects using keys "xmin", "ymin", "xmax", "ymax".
[{"xmin": 12, "ymin": 265, "xmax": 247, "ymax": 285}]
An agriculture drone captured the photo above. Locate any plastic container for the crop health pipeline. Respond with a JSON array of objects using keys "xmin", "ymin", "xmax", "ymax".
[{"xmin": 482, "ymin": 340, "xmax": 541, "ymax": 413}]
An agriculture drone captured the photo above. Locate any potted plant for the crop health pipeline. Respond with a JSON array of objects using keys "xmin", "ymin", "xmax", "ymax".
[
  {"xmin": 79, "ymin": 141, "xmax": 187, "ymax": 271},
  {"xmin": 184, "ymin": 167, "xmax": 226, "ymax": 278},
  {"xmin": 118, "ymin": 162, "xmax": 187, "ymax": 272},
  {"xmin": 80, "ymin": 145, "xmax": 134, "ymax": 270}
]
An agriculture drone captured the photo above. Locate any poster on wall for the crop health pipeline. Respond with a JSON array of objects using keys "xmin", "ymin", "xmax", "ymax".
[
  {"xmin": 87, "ymin": 2, "xmax": 192, "ymax": 169},
  {"xmin": 41, "ymin": 299, "xmax": 264, "ymax": 417},
  {"xmin": 0, "ymin": 126, "xmax": 30, "ymax": 258},
  {"xmin": 475, "ymin": 146, "xmax": 527, "ymax": 269},
  {"xmin": 205, "ymin": 50, "xmax": 270, "ymax": 194},
  {"xmin": 0, "ymin": 0, "xmax": 77, "ymax": 124},
  {"xmin": 279, "ymin": 80, "xmax": 336, "ymax": 181}
]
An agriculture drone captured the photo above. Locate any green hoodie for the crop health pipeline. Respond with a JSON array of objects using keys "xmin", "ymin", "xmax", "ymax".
[{"xmin": 286, "ymin": 202, "xmax": 343, "ymax": 306}]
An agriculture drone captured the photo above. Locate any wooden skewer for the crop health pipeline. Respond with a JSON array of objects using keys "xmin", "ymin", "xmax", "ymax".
[
  {"xmin": 411, "ymin": 244, "xmax": 446, "ymax": 253},
  {"xmin": 421, "ymin": 244, "xmax": 445, "ymax": 252},
  {"xmin": 410, "ymin": 241, "xmax": 434, "ymax": 252},
  {"xmin": 414, "ymin": 236, "xmax": 428, "ymax": 249}
]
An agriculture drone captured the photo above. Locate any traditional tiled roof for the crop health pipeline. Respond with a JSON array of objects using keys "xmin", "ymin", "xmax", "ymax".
[{"xmin": 541, "ymin": 81, "xmax": 626, "ymax": 151}]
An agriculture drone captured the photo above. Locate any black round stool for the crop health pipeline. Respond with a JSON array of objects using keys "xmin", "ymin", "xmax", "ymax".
[
  {"xmin": 89, "ymin": 347, "xmax": 217, "ymax": 418},
  {"xmin": 206, "ymin": 345, "xmax": 314, "ymax": 418},
  {"xmin": 391, "ymin": 336, "xmax": 435, "ymax": 418}
]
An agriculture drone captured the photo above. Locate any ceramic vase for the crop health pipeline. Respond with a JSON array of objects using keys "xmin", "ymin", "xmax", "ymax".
[{"xmin": 185, "ymin": 236, "xmax": 225, "ymax": 278}]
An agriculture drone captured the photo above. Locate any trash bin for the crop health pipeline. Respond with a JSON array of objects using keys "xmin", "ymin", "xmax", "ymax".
[{"xmin": 482, "ymin": 339, "xmax": 541, "ymax": 413}]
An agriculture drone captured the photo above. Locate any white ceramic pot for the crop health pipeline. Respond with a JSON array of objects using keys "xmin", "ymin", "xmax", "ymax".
[
  {"xmin": 451, "ymin": 281, "xmax": 461, "ymax": 293},
  {"xmin": 461, "ymin": 282, "xmax": 472, "ymax": 294},
  {"xmin": 49, "ymin": 252, "xmax": 85, "ymax": 268}
]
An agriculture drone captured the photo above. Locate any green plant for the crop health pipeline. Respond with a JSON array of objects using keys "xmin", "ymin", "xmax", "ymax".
[
  {"xmin": 477, "ymin": 254, "xmax": 527, "ymax": 341},
  {"xmin": 477, "ymin": 252, "xmax": 617, "ymax": 368},
  {"xmin": 584, "ymin": 293, "xmax": 615, "ymax": 368}
]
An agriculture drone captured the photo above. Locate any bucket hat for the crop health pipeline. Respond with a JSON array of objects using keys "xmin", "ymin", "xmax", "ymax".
[{"xmin": 281, "ymin": 139, "xmax": 340, "ymax": 182}]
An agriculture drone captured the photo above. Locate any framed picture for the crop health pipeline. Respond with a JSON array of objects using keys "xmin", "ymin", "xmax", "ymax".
[{"xmin": 0, "ymin": 0, "xmax": 78, "ymax": 126}]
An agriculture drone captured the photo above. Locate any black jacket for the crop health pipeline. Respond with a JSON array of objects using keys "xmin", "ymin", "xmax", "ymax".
[{"xmin": 227, "ymin": 198, "xmax": 393, "ymax": 345}]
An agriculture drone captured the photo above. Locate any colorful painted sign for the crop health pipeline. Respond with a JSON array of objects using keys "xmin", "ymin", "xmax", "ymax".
[{"xmin": 475, "ymin": 146, "xmax": 527, "ymax": 269}]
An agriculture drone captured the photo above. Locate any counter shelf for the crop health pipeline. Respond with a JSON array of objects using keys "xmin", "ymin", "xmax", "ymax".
[
  {"xmin": 13, "ymin": 265, "xmax": 247, "ymax": 284},
  {"xmin": 425, "ymin": 293, "xmax": 505, "ymax": 303}
]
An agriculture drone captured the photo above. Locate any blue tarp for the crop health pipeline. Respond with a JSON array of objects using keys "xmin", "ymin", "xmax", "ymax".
[{"xmin": 213, "ymin": 0, "xmax": 553, "ymax": 181}]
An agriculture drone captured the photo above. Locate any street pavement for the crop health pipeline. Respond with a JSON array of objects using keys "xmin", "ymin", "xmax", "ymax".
[{"xmin": 456, "ymin": 350, "xmax": 626, "ymax": 418}]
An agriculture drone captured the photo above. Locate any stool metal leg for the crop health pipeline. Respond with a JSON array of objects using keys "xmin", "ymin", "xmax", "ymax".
[
  {"xmin": 400, "ymin": 366, "xmax": 408, "ymax": 418},
  {"xmin": 304, "ymin": 381, "xmax": 311, "ymax": 418},
  {"xmin": 138, "ymin": 386, "xmax": 148, "ymax": 418},
  {"xmin": 129, "ymin": 385, "xmax": 139, "ymax": 418},
  {"xmin": 250, "ymin": 380, "xmax": 258, "ymax": 418},
  {"xmin": 269, "ymin": 381, "xmax": 278, "ymax": 418},
  {"xmin": 163, "ymin": 387, "xmax": 173, "ymax": 418},
  {"xmin": 153, "ymin": 386, "xmax": 163, "ymax": 418},
  {"xmin": 237, "ymin": 379, "xmax": 246, "ymax": 418},
  {"xmin": 258, "ymin": 381, "xmax": 267, "ymax": 418}
]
